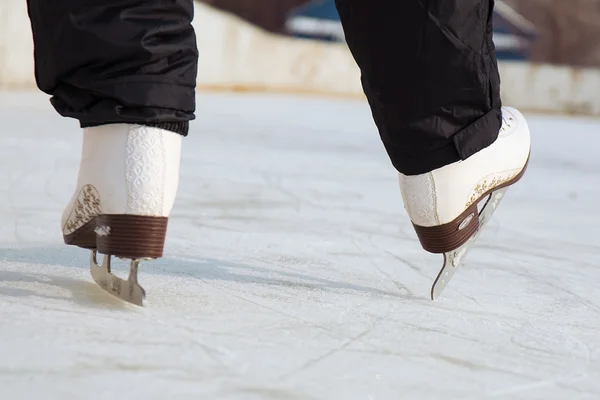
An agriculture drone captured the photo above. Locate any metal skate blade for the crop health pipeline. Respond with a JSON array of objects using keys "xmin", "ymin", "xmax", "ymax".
[
  {"xmin": 89, "ymin": 251, "xmax": 146, "ymax": 306},
  {"xmin": 431, "ymin": 187, "xmax": 509, "ymax": 300}
]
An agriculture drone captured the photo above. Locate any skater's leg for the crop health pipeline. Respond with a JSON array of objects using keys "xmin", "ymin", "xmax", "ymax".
[
  {"xmin": 26, "ymin": 0, "xmax": 198, "ymax": 134},
  {"xmin": 26, "ymin": 0, "xmax": 198, "ymax": 304},
  {"xmin": 334, "ymin": 0, "xmax": 501, "ymax": 175},
  {"xmin": 335, "ymin": 0, "xmax": 530, "ymax": 298}
]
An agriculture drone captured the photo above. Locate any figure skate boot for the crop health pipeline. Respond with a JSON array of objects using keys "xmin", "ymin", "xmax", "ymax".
[
  {"xmin": 399, "ymin": 107, "xmax": 531, "ymax": 299},
  {"xmin": 61, "ymin": 124, "xmax": 182, "ymax": 305}
]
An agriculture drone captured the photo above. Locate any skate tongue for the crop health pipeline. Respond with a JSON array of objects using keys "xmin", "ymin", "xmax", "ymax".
[{"xmin": 89, "ymin": 251, "xmax": 146, "ymax": 306}]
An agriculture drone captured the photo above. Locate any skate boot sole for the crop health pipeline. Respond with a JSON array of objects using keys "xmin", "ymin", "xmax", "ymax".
[
  {"xmin": 63, "ymin": 219, "xmax": 97, "ymax": 250},
  {"xmin": 63, "ymin": 215, "xmax": 168, "ymax": 259},
  {"xmin": 413, "ymin": 155, "xmax": 530, "ymax": 254}
]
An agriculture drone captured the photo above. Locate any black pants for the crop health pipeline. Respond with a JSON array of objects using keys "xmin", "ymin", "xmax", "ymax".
[{"xmin": 26, "ymin": 0, "xmax": 501, "ymax": 175}]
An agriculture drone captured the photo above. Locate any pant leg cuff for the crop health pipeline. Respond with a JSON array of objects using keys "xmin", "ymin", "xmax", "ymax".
[
  {"xmin": 81, "ymin": 121, "xmax": 189, "ymax": 136},
  {"xmin": 452, "ymin": 108, "xmax": 501, "ymax": 160},
  {"xmin": 391, "ymin": 108, "xmax": 501, "ymax": 176},
  {"xmin": 390, "ymin": 142, "xmax": 462, "ymax": 176}
]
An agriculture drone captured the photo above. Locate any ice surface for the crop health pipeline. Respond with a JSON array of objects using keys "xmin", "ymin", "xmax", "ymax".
[{"xmin": 0, "ymin": 91, "xmax": 599, "ymax": 400}]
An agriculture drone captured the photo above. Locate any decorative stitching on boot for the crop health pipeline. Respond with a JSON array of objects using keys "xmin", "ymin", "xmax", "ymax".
[
  {"xmin": 62, "ymin": 185, "xmax": 102, "ymax": 234},
  {"xmin": 465, "ymin": 170, "xmax": 520, "ymax": 208}
]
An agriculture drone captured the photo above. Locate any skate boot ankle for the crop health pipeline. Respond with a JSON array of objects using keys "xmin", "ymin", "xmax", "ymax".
[
  {"xmin": 61, "ymin": 124, "xmax": 182, "ymax": 305},
  {"xmin": 399, "ymin": 106, "xmax": 531, "ymax": 299}
]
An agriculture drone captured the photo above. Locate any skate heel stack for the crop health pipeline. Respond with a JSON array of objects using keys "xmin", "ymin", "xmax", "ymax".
[
  {"xmin": 63, "ymin": 215, "xmax": 169, "ymax": 258},
  {"xmin": 412, "ymin": 202, "xmax": 480, "ymax": 254},
  {"xmin": 95, "ymin": 215, "xmax": 168, "ymax": 259}
]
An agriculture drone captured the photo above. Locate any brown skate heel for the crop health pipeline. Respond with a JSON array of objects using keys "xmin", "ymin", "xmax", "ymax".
[
  {"xmin": 63, "ymin": 215, "xmax": 168, "ymax": 259},
  {"xmin": 95, "ymin": 215, "xmax": 168, "ymax": 260},
  {"xmin": 63, "ymin": 219, "xmax": 97, "ymax": 250},
  {"xmin": 413, "ymin": 159, "xmax": 529, "ymax": 254}
]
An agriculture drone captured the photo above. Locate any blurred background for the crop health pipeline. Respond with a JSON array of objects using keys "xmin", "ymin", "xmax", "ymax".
[
  {"xmin": 1, "ymin": 0, "xmax": 599, "ymax": 114},
  {"xmin": 154, "ymin": 0, "xmax": 600, "ymax": 116},
  {"xmin": 202, "ymin": 0, "xmax": 600, "ymax": 68}
]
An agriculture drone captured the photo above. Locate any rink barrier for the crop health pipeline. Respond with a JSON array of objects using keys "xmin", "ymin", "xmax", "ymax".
[{"xmin": 2, "ymin": 1, "xmax": 600, "ymax": 116}]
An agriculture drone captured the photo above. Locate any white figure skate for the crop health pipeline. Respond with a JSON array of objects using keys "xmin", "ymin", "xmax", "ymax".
[
  {"xmin": 61, "ymin": 124, "xmax": 182, "ymax": 305},
  {"xmin": 399, "ymin": 107, "xmax": 531, "ymax": 300}
]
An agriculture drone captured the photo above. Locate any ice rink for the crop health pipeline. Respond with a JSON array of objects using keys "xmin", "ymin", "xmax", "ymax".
[{"xmin": 0, "ymin": 91, "xmax": 599, "ymax": 399}]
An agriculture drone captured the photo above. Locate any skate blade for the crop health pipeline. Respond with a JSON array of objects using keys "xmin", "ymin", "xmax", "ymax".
[
  {"xmin": 431, "ymin": 187, "xmax": 509, "ymax": 300},
  {"xmin": 89, "ymin": 251, "xmax": 146, "ymax": 306}
]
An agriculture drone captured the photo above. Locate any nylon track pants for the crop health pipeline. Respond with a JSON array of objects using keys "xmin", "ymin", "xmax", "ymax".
[
  {"xmin": 335, "ymin": 0, "xmax": 502, "ymax": 174},
  {"xmin": 26, "ymin": 0, "xmax": 501, "ymax": 174},
  {"xmin": 26, "ymin": 0, "xmax": 198, "ymax": 135}
]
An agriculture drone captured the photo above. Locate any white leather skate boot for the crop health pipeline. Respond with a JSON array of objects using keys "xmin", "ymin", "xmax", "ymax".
[
  {"xmin": 399, "ymin": 106, "xmax": 531, "ymax": 299},
  {"xmin": 60, "ymin": 124, "xmax": 182, "ymax": 304}
]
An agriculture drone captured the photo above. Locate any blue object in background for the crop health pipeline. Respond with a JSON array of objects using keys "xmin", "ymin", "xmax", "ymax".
[
  {"xmin": 285, "ymin": 0, "xmax": 344, "ymax": 42},
  {"xmin": 286, "ymin": 0, "xmax": 537, "ymax": 60},
  {"xmin": 493, "ymin": 1, "xmax": 537, "ymax": 61}
]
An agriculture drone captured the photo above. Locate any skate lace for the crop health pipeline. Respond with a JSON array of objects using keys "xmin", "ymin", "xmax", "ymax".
[{"xmin": 500, "ymin": 113, "xmax": 514, "ymax": 133}]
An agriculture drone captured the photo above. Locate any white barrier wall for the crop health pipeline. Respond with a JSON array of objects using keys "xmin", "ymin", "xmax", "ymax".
[
  {"xmin": 0, "ymin": 0, "xmax": 36, "ymax": 88},
  {"xmin": 2, "ymin": 1, "xmax": 600, "ymax": 116},
  {"xmin": 499, "ymin": 62, "xmax": 600, "ymax": 115},
  {"xmin": 192, "ymin": 3, "xmax": 362, "ymax": 95}
]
